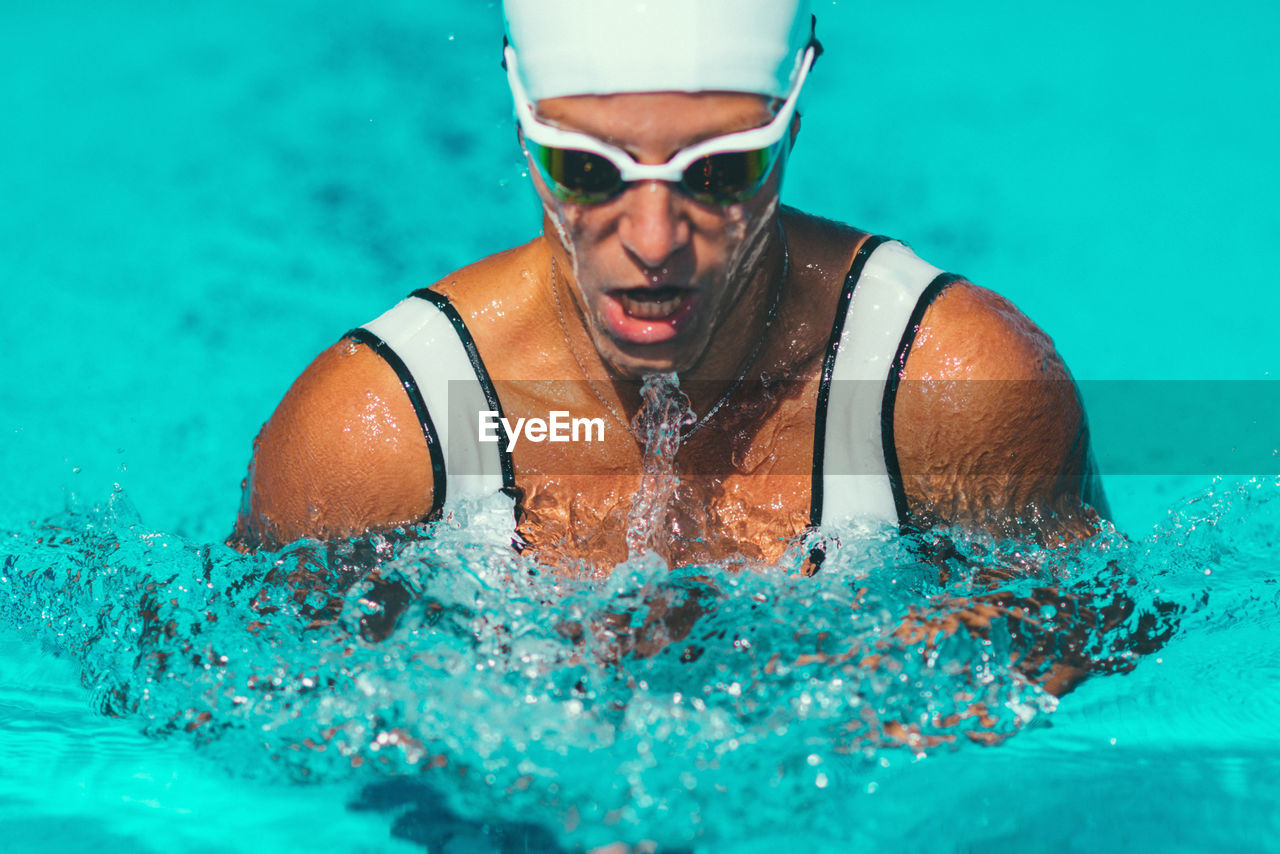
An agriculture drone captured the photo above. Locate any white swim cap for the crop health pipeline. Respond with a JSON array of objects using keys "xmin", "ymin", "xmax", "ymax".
[{"xmin": 502, "ymin": 0, "xmax": 815, "ymax": 101}]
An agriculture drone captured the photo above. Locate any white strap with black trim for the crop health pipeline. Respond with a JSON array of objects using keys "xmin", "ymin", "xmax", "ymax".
[
  {"xmin": 819, "ymin": 240, "xmax": 944, "ymax": 526},
  {"xmin": 361, "ymin": 293, "xmax": 507, "ymax": 513},
  {"xmin": 361, "ymin": 244, "xmax": 950, "ymax": 531}
]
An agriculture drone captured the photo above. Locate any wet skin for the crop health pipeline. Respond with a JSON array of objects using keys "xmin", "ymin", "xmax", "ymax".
[
  {"xmin": 226, "ymin": 89, "xmax": 1137, "ymax": 705},
  {"xmin": 232, "ymin": 91, "xmax": 1106, "ymax": 569}
]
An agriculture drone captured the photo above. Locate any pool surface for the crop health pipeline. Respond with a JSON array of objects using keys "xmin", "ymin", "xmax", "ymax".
[{"xmin": 2, "ymin": 2, "xmax": 1278, "ymax": 851}]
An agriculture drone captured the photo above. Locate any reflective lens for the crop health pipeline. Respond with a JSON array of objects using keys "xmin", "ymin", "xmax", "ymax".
[
  {"xmin": 530, "ymin": 144, "xmax": 622, "ymax": 204},
  {"xmin": 681, "ymin": 148, "xmax": 776, "ymax": 204}
]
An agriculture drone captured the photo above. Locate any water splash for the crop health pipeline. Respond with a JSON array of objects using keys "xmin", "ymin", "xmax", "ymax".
[
  {"xmin": 3, "ymin": 479, "xmax": 1253, "ymax": 849},
  {"xmin": 625, "ymin": 373, "xmax": 694, "ymax": 558}
]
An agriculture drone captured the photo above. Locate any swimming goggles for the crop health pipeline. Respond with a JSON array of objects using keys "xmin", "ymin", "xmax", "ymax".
[{"xmin": 504, "ymin": 44, "xmax": 817, "ymax": 206}]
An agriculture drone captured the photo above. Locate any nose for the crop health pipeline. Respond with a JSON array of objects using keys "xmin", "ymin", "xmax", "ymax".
[{"xmin": 616, "ymin": 181, "xmax": 690, "ymax": 271}]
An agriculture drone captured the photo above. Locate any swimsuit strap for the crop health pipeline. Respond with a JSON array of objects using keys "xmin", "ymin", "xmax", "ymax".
[
  {"xmin": 354, "ymin": 244, "xmax": 956, "ymax": 532},
  {"xmin": 811, "ymin": 238, "xmax": 961, "ymax": 529},
  {"xmin": 350, "ymin": 290, "xmax": 512, "ymax": 521}
]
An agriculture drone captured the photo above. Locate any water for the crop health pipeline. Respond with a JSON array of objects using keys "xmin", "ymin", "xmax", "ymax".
[
  {"xmin": 3, "ymin": 477, "xmax": 1278, "ymax": 850},
  {"xmin": 3, "ymin": 0, "xmax": 1279, "ymax": 851},
  {"xmin": 625, "ymin": 374, "xmax": 694, "ymax": 557}
]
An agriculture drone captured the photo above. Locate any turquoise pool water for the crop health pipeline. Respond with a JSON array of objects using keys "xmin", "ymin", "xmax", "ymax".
[{"xmin": 2, "ymin": 1, "xmax": 1278, "ymax": 851}]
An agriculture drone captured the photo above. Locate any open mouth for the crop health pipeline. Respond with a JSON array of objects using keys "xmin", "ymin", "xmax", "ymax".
[
  {"xmin": 614, "ymin": 286, "xmax": 694, "ymax": 320},
  {"xmin": 598, "ymin": 285, "xmax": 701, "ymax": 346}
]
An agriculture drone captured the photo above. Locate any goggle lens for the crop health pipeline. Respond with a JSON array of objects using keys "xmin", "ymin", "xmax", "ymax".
[
  {"xmin": 529, "ymin": 140, "xmax": 781, "ymax": 206},
  {"xmin": 682, "ymin": 149, "xmax": 775, "ymax": 204},
  {"xmin": 532, "ymin": 145, "xmax": 622, "ymax": 205}
]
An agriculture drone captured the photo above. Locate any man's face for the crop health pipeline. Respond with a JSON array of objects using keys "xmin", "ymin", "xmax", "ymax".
[{"xmin": 531, "ymin": 92, "xmax": 786, "ymax": 377}]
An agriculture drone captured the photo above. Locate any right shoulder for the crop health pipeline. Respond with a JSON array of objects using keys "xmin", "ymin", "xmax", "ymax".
[
  {"xmin": 230, "ymin": 336, "xmax": 434, "ymax": 550},
  {"xmin": 428, "ymin": 238, "xmax": 546, "ymax": 303},
  {"xmin": 420, "ymin": 238, "xmax": 558, "ymax": 380}
]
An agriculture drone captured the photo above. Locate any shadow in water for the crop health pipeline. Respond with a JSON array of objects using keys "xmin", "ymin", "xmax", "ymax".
[{"xmin": 348, "ymin": 780, "xmax": 569, "ymax": 853}]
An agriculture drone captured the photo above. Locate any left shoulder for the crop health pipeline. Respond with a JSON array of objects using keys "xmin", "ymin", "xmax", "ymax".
[
  {"xmin": 893, "ymin": 281, "xmax": 1104, "ymax": 533},
  {"xmin": 905, "ymin": 281, "xmax": 1065, "ymax": 383}
]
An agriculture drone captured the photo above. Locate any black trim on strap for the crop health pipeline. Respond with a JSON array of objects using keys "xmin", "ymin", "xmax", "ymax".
[
  {"xmin": 345, "ymin": 326, "xmax": 447, "ymax": 521},
  {"xmin": 880, "ymin": 272, "xmax": 963, "ymax": 528},
  {"xmin": 809, "ymin": 234, "xmax": 891, "ymax": 527},
  {"xmin": 409, "ymin": 289, "xmax": 518, "ymax": 493}
]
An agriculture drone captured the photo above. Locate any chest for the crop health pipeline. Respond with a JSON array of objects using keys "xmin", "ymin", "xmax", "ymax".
[{"xmin": 497, "ymin": 374, "xmax": 821, "ymax": 571}]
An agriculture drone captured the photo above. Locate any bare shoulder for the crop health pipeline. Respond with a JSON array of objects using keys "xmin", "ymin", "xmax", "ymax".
[
  {"xmin": 906, "ymin": 282, "xmax": 1067, "ymax": 381},
  {"xmin": 431, "ymin": 239, "xmax": 542, "ymax": 297},
  {"xmin": 894, "ymin": 282, "xmax": 1104, "ymax": 533},
  {"xmin": 781, "ymin": 207, "xmax": 871, "ymax": 275},
  {"xmin": 230, "ymin": 337, "xmax": 434, "ymax": 550},
  {"xmin": 423, "ymin": 238, "xmax": 556, "ymax": 378},
  {"xmin": 775, "ymin": 209, "xmax": 876, "ymax": 369}
]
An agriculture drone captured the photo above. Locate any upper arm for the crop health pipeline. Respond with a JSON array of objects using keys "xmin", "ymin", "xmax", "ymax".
[
  {"xmin": 893, "ymin": 282, "xmax": 1106, "ymax": 538},
  {"xmin": 229, "ymin": 338, "xmax": 435, "ymax": 551}
]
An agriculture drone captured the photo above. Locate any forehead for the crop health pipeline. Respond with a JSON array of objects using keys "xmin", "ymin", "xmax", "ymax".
[{"xmin": 534, "ymin": 91, "xmax": 775, "ymax": 152}]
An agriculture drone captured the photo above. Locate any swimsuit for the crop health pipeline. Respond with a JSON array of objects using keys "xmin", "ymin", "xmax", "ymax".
[{"xmin": 346, "ymin": 237, "xmax": 958, "ymax": 529}]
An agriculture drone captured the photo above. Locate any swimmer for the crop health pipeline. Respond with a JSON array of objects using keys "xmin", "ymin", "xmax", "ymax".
[{"xmin": 230, "ymin": 0, "xmax": 1108, "ymax": 569}]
